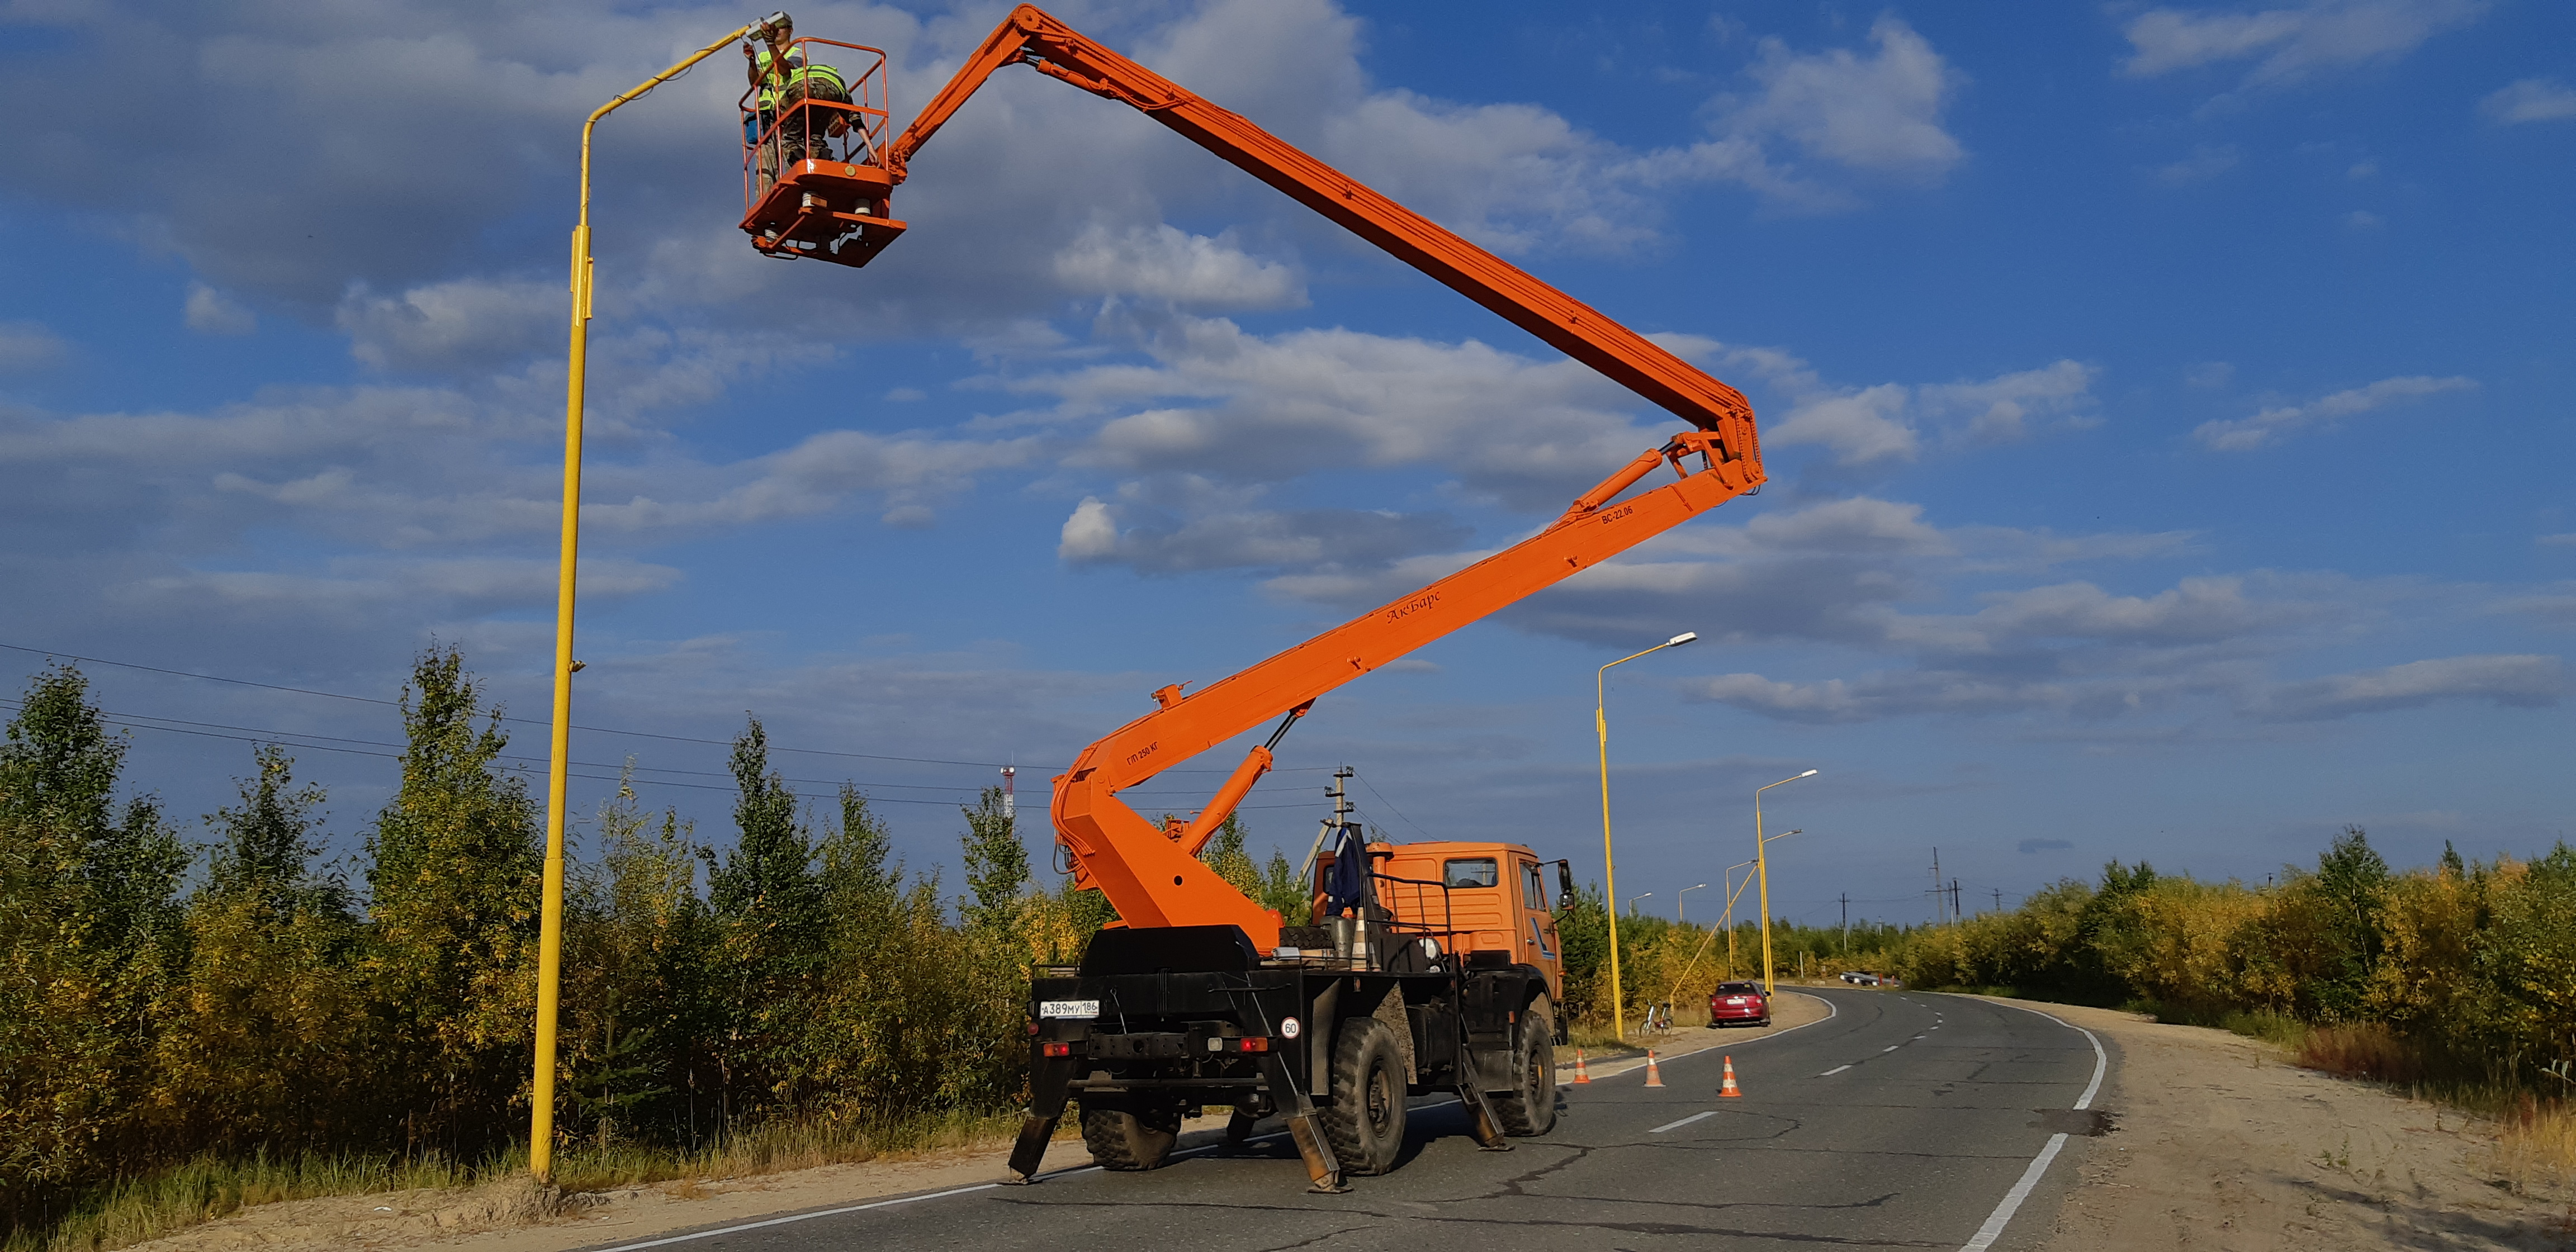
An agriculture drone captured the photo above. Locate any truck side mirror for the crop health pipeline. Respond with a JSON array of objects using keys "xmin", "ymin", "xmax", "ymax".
[{"xmin": 1555, "ymin": 859, "xmax": 1574, "ymax": 906}]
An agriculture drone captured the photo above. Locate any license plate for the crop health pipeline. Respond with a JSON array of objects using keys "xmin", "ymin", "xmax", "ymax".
[{"xmin": 1040, "ymin": 999, "xmax": 1100, "ymax": 1019}]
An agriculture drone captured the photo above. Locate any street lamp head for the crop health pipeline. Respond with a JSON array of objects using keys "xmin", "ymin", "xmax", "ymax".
[
  {"xmin": 1798, "ymin": 769, "xmax": 1818, "ymax": 778},
  {"xmin": 1667, "ymin": 631, "xmax": 1699, "ymax": 647}
]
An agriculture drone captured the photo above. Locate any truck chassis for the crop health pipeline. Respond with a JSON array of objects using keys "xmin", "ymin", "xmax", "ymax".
[{"xmin": 1006, "ymin": 925, "xmax": 1559, "ymax": 1192}]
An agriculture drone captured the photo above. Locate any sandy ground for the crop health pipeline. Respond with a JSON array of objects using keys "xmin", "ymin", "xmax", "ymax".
[
  {"xmin": 120, "ymin": 993, "xmax": 1833, "ymax": 1252},
  {"xmin": 2006, "ymin": 998, "xmax": 2576, "ymax": 1252}
]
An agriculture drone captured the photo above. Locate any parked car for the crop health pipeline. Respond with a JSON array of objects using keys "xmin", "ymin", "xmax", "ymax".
[{"xmin": 1706, "ymin": 980, "xmax": 1771, "ymax": 1028}]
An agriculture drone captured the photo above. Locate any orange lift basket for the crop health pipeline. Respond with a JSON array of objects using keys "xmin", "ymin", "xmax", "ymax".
[{"xmin": 738, "ymin": 36, "xmax": 907, "ymax": 267}]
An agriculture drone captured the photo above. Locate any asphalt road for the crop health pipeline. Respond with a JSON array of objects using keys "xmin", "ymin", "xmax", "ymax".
[{"xmin": 588, "ymin": 988, "xmax": 2113, "ymax": 1252}]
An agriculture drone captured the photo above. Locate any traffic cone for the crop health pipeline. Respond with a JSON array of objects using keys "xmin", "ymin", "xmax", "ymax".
[
  {"xmin": 1573, "ymin": 1049, "xmax": 1592, "ymax": 1084},
  {"xmin": 1717, "ymin": 1055, "xmax": 1743, "ymax": 1098},
  {"xmin": 1644, "ymin": 1050, "xmax": 1665, "ymax": 1087}
]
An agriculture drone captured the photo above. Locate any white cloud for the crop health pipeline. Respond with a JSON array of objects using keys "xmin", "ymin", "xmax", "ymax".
[
  {"xmin": 184, "ymin": 283, "xmax": 257, "ymax": 335},
  {"xmin": 2153, "ymin": 144, "xmax": 2242, "ymax": 186},
  {"xmin": 1052, "ymin": 223, "xmax": 1306, "ymax": 310},
  {"xmin": 1052, "ymin": 481, "xmax": 1470, "ymax": 576},
  {"xmin": 1723, "ymin": 16, "xmax": 1966, "ymax": 182},
  {"xmin": 2481, "ymin": 78, "xmax": 2576, "ymax": 125},
  {"xmin": 2193, "ymin": 374, "xmax": 2474, "ymax": 450},
  {"xmin": 2344, "ymin": 209, "xmax": 2385, "ymax": 230},
  {"xmin": 336, "ymin": 277, "xmax": 563, "ymax": 371},
  {"xmin": 0, "ymin": 321, "xmax": 68, "ymax": 372},
  {"xmin": 2122, "ymin": 1, "xmax": 2489, "ymax": 87},
  {"xmin": 1631, "ymin": 15, "xmax": 1966, "ymax": 210},
  {"xmin": 2253, "ymin": 653, "xmax": 2561, "ymax": 720},
  {"xmin": 1768, "ymin": 358, "xmax": 2097, "ymax": 466}
]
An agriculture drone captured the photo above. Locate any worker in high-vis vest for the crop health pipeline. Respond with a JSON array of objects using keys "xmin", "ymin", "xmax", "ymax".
[{"xmin": 776, "ymin": 46, "xmax": 853, "ymax": 164}]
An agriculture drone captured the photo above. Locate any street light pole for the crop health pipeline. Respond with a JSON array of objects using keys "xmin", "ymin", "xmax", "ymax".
[
  {"xmin": 533, "ymin": 19, "xmax": 757, "ymax": 1186},
  {"xmin": 1596, "ymin": 630, "xmax": 1697, "ymax": 1041},
  {"xmin": 1753, "ymin": 771, "xmax": 1817, "ymax": 997},
  {"xmin": 1677, "ymin": 882, "xmax": 1708, "ymax": 923},
  {"xmin": 1627, "ymin": 891, "xmax": 1654, "ymax": 914}
]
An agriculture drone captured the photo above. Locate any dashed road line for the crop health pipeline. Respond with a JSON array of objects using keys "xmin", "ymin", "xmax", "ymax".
[
  {"xmin": 1819, "ymin": 1064, "xmax": 1852, "ymax": 1076},
  {"xmin": 1650, "ymin": 1110, "xmax": 1720, "ymax": 1134}
]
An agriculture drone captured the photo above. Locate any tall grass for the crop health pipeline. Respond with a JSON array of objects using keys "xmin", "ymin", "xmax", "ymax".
[
  {"xmin": 3, "ymin": 1150, "xmax": 478, "ymax": 1252},
  {"xmin": 2, "ymin": 1111, "xmax": 1034, "ymax": 1252}
]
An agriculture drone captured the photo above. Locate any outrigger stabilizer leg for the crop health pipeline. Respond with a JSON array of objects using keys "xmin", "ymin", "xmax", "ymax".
[
  {"xmin": 1002, "ymin": 1055, "xmax": 1075, "ymax": 1183},
  {"xmin": 1456, "ymin": 1073, "xmax": 1514, "ymax": 1151},
  {"xmin": 1261, "ymin": 1055, "xmax": 1349, "ymax": 1193}
]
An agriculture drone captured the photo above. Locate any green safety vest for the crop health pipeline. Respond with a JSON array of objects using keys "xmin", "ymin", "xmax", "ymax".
[
  {"xmin": 756, "ymin": 49, "xmax": 845, "ymax": 109},
  {"xmin": 788, "ymin": 60, "xmax": 845, "ymax": 97}
]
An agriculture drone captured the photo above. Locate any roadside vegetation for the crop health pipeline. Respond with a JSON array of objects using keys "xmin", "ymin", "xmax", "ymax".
[
  {"xmin": 0, "ymin": 652, "xmax": 1306, "ymax": 1250},
  {"xmin": 6, "ymin": 650, "xmax": 2567, "ymax": 1246}
]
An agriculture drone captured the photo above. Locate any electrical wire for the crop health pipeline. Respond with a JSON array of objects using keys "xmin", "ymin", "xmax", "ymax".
[{"xmin": 0, "ymin": 640, "xmax": 1334, "ymax": 775}]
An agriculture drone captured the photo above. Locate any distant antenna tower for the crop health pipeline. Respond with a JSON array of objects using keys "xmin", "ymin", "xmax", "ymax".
[{"xmin": 1001, "ymin": 764, "xmax": 1016, "ymax": 824}]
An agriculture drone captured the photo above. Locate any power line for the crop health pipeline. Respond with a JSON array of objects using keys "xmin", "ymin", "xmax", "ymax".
[
  {"xmin": 0, "ymin": 697, "xmax": 1334, "ymax": 818},
  {"xmin": 0, "ymin": 640, "xmax": 1336, "ymax": 776},
  {"xmin": 1347, "ymin": 769, "xmax": 1432, "ymax": 841}
]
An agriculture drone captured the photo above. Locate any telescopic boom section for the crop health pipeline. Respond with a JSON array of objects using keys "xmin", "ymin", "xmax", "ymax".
[{"xmin": 883, "ymin": 4, "xmax": 1767, "ymax": 951}]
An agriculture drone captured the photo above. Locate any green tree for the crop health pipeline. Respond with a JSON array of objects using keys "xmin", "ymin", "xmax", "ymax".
[
  {"xmin": 562, "ymin": 774, "xmax": 703, "ymax": 1147},
  {"xmin": 708, "ymin": 717, "xmax": 826, "ymax": 1117},
  {"xmin": 363, "ymin": 646, "xmax": 543, "ymax": 1154},
  {"xmin": 0, "ymin": 665, "xmax": 187, "ymax": 1205},
  {"xmin": 167, "ymin": 747, "xmax": 366, "ymax": 1155},
  {"xmin": 958, "ymin": 785, "xmax": 1027, "ymax": 937}
]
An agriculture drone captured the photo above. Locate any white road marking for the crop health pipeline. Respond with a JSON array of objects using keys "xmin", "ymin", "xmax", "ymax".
[
  {"xmin": 1882, "ymin": 1045, "xmax": 1901, "ymax": 1052},
  {"xmin": 1819, "ymin": 1064, "xmax": 1852, "ymax": 1076},
  {"xmin": 1959, "ymin": 1132, "xmax": 2067, "ymax": 1252},
  {"xmin": 1971, "ymin": 998, "xmax": 2109, "ymax": 1109},
  {"xmin": 1650, "ymin": 1110, "xmax": 1720, "ymax": 1134},
  {"xmin": 589, "ymin": 1183, "xmax": 1004, "ymax": 1251}
]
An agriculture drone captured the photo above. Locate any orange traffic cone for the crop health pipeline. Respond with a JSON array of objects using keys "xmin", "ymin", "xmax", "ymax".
[
  {"xmin": 1644, "ymin": 1050, "xmax": 1665, "ymax": 1087},
  {"xmin": 1573, "ymin": 1049, "xmax": 1592, "ymax": 1084},
  {"xmin": 1717, "ymin": 1055, "xmax": 1743, "ymax": 1098}
]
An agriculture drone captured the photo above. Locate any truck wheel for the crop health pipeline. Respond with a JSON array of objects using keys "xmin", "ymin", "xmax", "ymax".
[
  {"xmin": 1320, "ymin": 1016, "xmax": 1408, "ymax": 1174},
  {"xmin": 1491, "ymin": 995, "xmax": 1557, "ymax": 1136},
  {"xmin": 1079, "ymin": 1096, "xmax": 1181, "ymax": 1170}
]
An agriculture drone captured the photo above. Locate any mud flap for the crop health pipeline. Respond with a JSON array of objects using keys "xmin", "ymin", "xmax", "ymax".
[
  {"xmin": 1003, "ymin": 1054, "xmax": 1077, "ymax": 1183},
  {"xmin": 1261, "ymin": 1054, "xmax": 1348, "ymax": 1193}
]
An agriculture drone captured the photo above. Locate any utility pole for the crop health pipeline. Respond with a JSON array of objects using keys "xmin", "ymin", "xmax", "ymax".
[
  {"xmin": 1928, "ymin": 847, "xmax": 1945, "ymax": 924},
  {"xmin": 1950, "ymin": 879, "xmax": 1961, "ymax": 923},
  {"xmin": 1839, "ymin": 892, "xmax": 1849, "ymax": 954},
  {"xmin": 1992, "ymin": 887, "xmax": 2003, "ymax": 914},
  {"xmin": 1297, "ymin": 766, "xmax": 1356, "ymax": 883}
]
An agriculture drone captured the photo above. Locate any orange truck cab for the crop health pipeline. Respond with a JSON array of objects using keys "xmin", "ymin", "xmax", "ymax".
[{"xmin": 1350, "ymin": 841, "xmax": 1564, "ymax": 1005}]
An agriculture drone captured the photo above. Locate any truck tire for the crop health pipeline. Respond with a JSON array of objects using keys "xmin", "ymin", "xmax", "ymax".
[
  {"xmin": 1320, "ymin": 1016, "xmax": 1408, "ymax": 1174},
  {"xmin": 1079, "ymin": 1096, "xmax": 1182, "ymax": 1170},
  {"xmin": 1491, "ymin": 994, "xmax": 1557, "ymax": 1136}
]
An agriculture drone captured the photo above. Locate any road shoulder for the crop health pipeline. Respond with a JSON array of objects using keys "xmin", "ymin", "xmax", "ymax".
[{"xmin": 1974, "ymin": 997, "xmax": 2572, "ymax": 1251}]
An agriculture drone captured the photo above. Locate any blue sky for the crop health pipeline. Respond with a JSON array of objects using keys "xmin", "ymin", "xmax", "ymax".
[{"xmin": 2, "ymin": 0, "xmax": 2569, "ymax": 927}]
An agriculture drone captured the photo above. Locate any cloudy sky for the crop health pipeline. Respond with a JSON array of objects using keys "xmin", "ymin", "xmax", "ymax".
[{"xmin": 2, "ymin": 0, "xmax": 2569, "ymax": 926}]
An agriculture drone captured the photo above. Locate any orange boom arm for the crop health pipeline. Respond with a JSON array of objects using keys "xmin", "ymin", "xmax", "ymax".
[{"xmin": 882, "ymin": 6, "xmax": 1767, "ymax": 951}]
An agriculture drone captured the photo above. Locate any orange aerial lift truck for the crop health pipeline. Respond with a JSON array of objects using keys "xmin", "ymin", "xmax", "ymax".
[{"xmin": 737, "ymin": 6, "xmax": 1767, "ymax": 1193}]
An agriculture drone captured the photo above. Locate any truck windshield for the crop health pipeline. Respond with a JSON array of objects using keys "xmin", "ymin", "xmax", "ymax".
[{"xmin": 1443, "ymin": 858, "xmax": 1498, "ymax": 888}]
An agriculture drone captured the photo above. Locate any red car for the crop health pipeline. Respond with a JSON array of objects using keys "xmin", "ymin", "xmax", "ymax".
[{"xmin": 1707, "ymin": 980, "xmax": 1771, "ymax": 1028}]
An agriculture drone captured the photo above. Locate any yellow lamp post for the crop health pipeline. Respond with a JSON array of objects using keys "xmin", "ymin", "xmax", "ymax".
[
  {"xmin": 1753, "ymin": 770, "xmax": 1817, "ymax": 996},
  {"xmin": 532, "ymin": 18, "xmax": 764, "ymax": 1185},
  {"xmin": 1594, "ymin": 630, "xmax": 1696, "ymax": 1041}
]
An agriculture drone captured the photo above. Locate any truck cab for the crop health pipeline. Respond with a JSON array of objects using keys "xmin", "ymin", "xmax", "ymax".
[{"xmin": 1357, "ymin": 841, "xmax": 1562, "ymax": 1004}]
